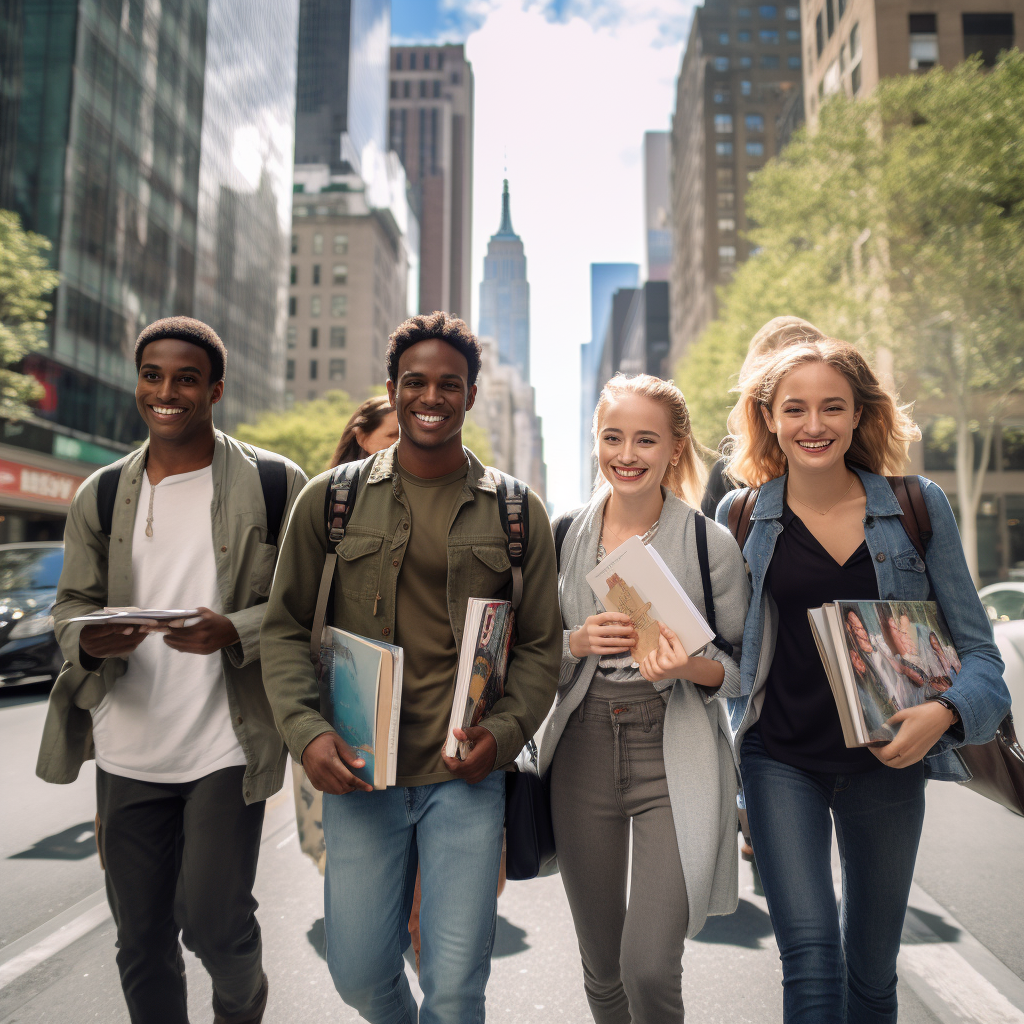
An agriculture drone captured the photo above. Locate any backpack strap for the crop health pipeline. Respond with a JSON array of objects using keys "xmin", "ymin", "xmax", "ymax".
[
  {"xmin": 485, "ymin": 467, "xmax": 530, "ymax": 611},
  {"xmin": 251, "ymin": 448, "xmax": 289, "ymax": 546},
  {"xmin": 726, "ymin": 486, "xmax": 759, "ymax": 551},
  {"xmin": 96, "ymin": 463, "xmax": 124, "ymax": 537},
  {"xmin": 694, "ymin": 511, "xmax": 734, "ymax": 657},
  {"xmin": 552, "ymin": 507, "xmax": 583, "ymax": 572},
  {"xmin": 885, "ymin": 475, "xmax": 932, "ymax": 561},
  {"xmin": 309, "ymin": 458, "xmax": 367, "ymax": 669}
]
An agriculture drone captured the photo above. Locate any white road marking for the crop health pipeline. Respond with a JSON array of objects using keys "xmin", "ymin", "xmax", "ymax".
[{"xmin": 276, "ymin": 829, "xmax": 298, "ymax": 849}]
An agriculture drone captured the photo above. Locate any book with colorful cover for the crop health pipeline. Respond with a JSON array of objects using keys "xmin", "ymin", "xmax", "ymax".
[
  {"xmin": 319, "ymin": 626, "xmax": 404, "ymax": 788},
  {"xmin": 584, "ymin": 534, "xmax": 715, "ymax": 663},
  {"xmin": 807, "ymin": 599, "xmax": 959, "ymax": 747},
  {"xmin": 444, "ymin": 599, "xmax": 515, "ymax": 759}
]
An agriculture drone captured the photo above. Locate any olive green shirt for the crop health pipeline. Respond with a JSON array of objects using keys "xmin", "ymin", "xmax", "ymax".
[
  {"xmin": 260, "ymin": 445, "xmax": 562, "ymax": 777},
  {"xmin": 394, "ymin": 460, "xmax": 468, "ymax": 785}
]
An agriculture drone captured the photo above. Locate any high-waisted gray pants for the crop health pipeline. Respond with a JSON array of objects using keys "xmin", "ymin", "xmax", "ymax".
[{"xmin": 550, "ymin": 689, "xmax": 689, "ymax": 1024}]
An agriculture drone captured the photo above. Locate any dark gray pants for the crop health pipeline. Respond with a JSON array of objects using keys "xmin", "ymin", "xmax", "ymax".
[
  {"xmin": 96, "ymin": 765, "xmax": 265, "ymax": 1024},
  {"xmin": 550, "ymin": 692, "xmax": 689, "ymax": 1024}
]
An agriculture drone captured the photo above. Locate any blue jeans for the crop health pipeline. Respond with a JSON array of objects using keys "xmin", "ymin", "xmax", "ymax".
[
  {"xmin": 322, "ymin": 772, "xmax": 505, "ymax": 1024},
  {"xmin": 740, "ymin": 730, "xmax": 926, "ymax": 1024}
]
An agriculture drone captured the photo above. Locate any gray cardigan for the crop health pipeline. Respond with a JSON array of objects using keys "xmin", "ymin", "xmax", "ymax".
[{"xmin": 538, "ymin": 488, "xmax": 751, "ymax": 938}]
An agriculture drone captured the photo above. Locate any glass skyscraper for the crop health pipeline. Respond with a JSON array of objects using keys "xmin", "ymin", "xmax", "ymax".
[{"xmin": 2, "ymin": 0, "xmax": 298, "ymax": 443}]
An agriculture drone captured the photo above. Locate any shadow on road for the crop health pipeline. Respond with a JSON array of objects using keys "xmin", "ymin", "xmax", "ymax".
[
  {"xmin": 308, "ymin": 917, "xmax": 327, "ymax": 959},
  {"xmin": 692, "ymin": 899, "xmax": 775, "ymax": 949},
  {"xmin": 9, "ymin": 821, "xmax": 98, "ymax": 860},
  {"xmin": 903, "ymin": 908, "xmax": 961, "ymax": 944}
]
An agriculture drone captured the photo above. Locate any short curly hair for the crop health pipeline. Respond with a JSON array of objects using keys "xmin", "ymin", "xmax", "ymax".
[
  {"xmin": 134, "ymin": 316, "xmax": 227, "ymax": 383},
  {"xmin": 385, "ymin": 311, "xmax": 481, "ymax": 387}
]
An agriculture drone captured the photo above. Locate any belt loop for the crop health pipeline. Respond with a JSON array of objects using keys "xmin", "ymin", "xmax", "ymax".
[
  {"xmin": 641, "ymin": 701, "xmax": 652, "ymax": 732},
  {"xmin": 578, "ymin": 700, "xmax": 586, "ymax": 723}
]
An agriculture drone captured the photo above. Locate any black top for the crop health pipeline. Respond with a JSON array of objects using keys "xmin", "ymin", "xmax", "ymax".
[
  {"xmin": 757, "ymin": 503, "xmax": 881, "ymax": 773},
  {"xmin": 701, "ymin": 458, "xmax": 734, "ymax": 519}
]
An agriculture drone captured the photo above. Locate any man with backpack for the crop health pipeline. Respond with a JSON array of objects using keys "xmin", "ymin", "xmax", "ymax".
[
  {"xmin": 260, "ymin": 311, "xmax": 561, "ymax": 1023},
  {"xmin": 36, "ymin": 316, "xmax": 306, "ymax": 1024}
]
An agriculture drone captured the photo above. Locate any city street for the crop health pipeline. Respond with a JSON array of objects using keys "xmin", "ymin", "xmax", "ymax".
[{"xmin": 2, "ymin": 686, "xmax": 1023, "ymax": 1024}]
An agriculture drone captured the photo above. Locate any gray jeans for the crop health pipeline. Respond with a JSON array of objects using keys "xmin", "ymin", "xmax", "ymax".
[{"xmin": 550, "ymin": 690, "xmax": 689, "ymax": 1024}]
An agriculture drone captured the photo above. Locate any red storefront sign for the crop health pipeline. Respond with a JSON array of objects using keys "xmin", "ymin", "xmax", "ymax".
[{"xmin": 0, "ymin": 458, "xmax": 86, "ymax": 507}]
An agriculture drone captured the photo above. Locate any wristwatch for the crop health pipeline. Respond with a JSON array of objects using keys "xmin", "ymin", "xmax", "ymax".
[{"xmin": 929, "ymin": 695, "xmax": 960, "ymax": 725}]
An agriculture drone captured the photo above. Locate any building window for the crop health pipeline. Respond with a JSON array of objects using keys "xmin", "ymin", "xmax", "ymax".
[
  {"xmin": 432, "ymin": 79, "xmax": 441, "ymax": 98},
  {"xmin": 746, "ymin": 141, "xmax": 765, "ymax": 156},
  {"xmin": 838, "ymin": 0, "xmax": 847, "ymax": 17},
  {"xmin": 438, "ymin": 52, "xmax": 446, "ymax": 69},
  {"xmin": 332, "ymin": 295, "xmax": 347, "ymax": 317},
  {"xmin": 333, "ymin": 264, "xmax": 347, "ymax": 285},
  {"xmin": 330, "ymin": 326, "xmax": 346, "ymax": 348},
  {"xmin": 816, "ymin": 12, "xmax": 824, "ymax": 54},
  {"xmin": 741, "ymin": 79, "xmax": 753, "ymax": 95},
  {"xmin": 450, "ymin": 70, "xmax": 461, "ymax": 84},
  {"xmin": 827, "ymin": 0, "xmax": 835, "ymax": 36},
  {"xmin": 329, "ymin": 359, "xmax": 346, "ymax": 381},
  {"xmin": 739, "ymin": 55, "xmax": 753, "ymax": 68},
  {"xmin": 786, "ymin": 28, "xmax": 800, "ymax": 40},
  {"xmin": 286, "ymin": 326, "xmax": 297, "ymax": 349},
  {"xmin": 334, "ymin": 234, "xmax": 348, "ymax": 254},
  {"xmin": 714, "ymin": 56, "xmax": 730, "ymax": 71},
  {"xmin": 395, "ymin": 52, "xmax": 403, "ymax": 70},
  {"xmin": 738, "ymin": 29, "xmax": 752, "ymax": 41},
  {"xmin": 759, "ymin": 4, "xmax": 777, "ymax": 16},
  {"xmin": 310, "ymin": 296, "xmax": 321, "ymax": 316},
  {"xmin": 313, "ymin": 233, "xmax": 323, "ymax": 254},
  {"xmin": 788, "ymin": 55, "xmax": 802, "ymax": 68},
  {"xmin": 713, "ymin": 88, "xmax": 732, "ymax": 103},
  {"xmin": 718, "ymin": 217, "xmax": 736, "ymax": 232},
  {"xmin": 288, "ymin": 296, "xmax": 296, "ymax": 317},
  {"xmin": 851, "ymin": 62, "xmax": 862, "ymax": 93},
  {"xmin": 310, "ymin": 327, "xmax": 319, "ymax": 348},
  {"xmin": 419, "ymin": 80, "xmax": 427, "ymax": 98},
  {"xmin": 823, "ymin": 58, "xmax": 842, "ymax": 94},
  {"xmin": 785, "ymin": 5, "xmax": 800, "ymax": 17},
  {"xmin": 716, "ymin": 141, "xmax": 734, "ymax": 156},
  {"xmin": 286, "ymin": 359, "xmax": 295, "ymax": 381},
  {"xmin": 840, "ymin": 42, "xmax": 848, "ymax": 70},
  {"xmin": 390, "ymin": 81, "xmax": 398, "ymax": 99},
  {"xmin": 760, "ymin": 29, "xmax": 779, "ymax": 42},
  {"xmin": 962, "ymin": 13, "xmax": 1014, "ymax": 65},
  {"xmin": 850, "ymin": 22, "xmax": 861, "ymax": 56},
  {"xmin": 760, "ymin": 54, "xmax": 780, "ymax": 67},
  {"xmin": 312, "ymin": 264, "xmax": 321, "ymax": 285},
  {"xmin": 738, "ymin": 6, "xmax": 752, "ymax": 16},
  {"xmin": 717, "ymin": 167, "xmax": 735, "ymax": 186},
  {"xmin": 719, "ymin": 32, "xmax": 730, "ymax": 44},
  {"xmin": 719, "ymin": 245, "xmax": 737, "ymax": 264},
  {"xmin": 290, "ymin": 265, "xmax": 297, "ymax": 285},
  {"xmin": 715, "ymin": 114, "xmax": 733, "ymax": 133},
  {"xmin": 409, "ymin": 52, "xmax": 417, "ymax": 69},
  {"xmin": 310, "ymin": 360, "xmax": 318, "ymax": 380},
  {"xmin": 423, "ymin": 53, "xmax": 431, "ymax": 69},
  {"xmin": 746, "ymin": 113, "xmax": 765, "ymax": 131},
  {"xmin": 403, "ymin": 81, "xmax": 410, "ymax": 98},
  {"xmin": 290, "ymin": 234, "xmax": 298, "ymax": 254},
  {"xmin": 910, "ymin": 13, "xmax": 938, "ymax": 68},
  {"xmin": 717, "ymin": 191, "xmax": 735, "ymax": 209}
]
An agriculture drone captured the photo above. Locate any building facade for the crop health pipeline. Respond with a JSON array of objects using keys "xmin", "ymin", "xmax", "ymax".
[
  {"xmin": 478, "ymin": 179, "xmax": 530, "ymax": 382},
  {"xmin": 287, "ymin": 169, "xmax": 408, "ymax": 403},
  {"xmin": 669, "ymin": 0, "xmax": 804, "ymax": 367},
  {"xmin": 388, "ymin": 44, "xmax": 473, "ymax": 322},
  {"xmin": 644, "ymin": 132, "xmax": 672, "ymax": 283},
  {"xmin": 0, "ymin": 0, "xmax": 298, "ymax": 541},
  {"xmin": 803, "ymin": 0, "xmax": 1020, "ymax": 125}
]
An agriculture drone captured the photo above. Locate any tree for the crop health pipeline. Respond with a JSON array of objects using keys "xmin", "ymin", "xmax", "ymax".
[
  {"xmin": 0, "ymin": 210, "xmax": 59, "ymax": 416},
  {"xmin": 675, "ymin": 52, "xmax": 1024, "ymax": 581}
]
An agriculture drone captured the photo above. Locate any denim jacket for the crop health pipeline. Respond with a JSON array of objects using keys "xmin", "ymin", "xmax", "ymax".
[{"xmin": 716, "ymin": 468, "xmax": 1010, "ymax": 782}]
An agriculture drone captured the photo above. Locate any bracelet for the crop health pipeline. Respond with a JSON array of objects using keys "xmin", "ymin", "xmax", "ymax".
[{"xmin": 930, "ymin": 695, "xmax": 960, "ymax": 725}]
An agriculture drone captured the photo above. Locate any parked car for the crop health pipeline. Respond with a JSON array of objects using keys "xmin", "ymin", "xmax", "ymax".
[
  {"xmin": 979, "ymin": 582, "xmax": 1024, "ymax": 623},
  {"xmin": 993, "ymin": 617, "xmax": 1024, "ymax": 714},
  {"xmin": 0, "ymin": 542, "xmax": 65, "ymax": 689}
]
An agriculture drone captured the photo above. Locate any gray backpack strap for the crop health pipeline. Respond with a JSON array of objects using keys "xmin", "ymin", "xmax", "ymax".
[
  {"xmin": 485, "ymin": 467, "xmax": 529, "ymax": 611},
  {"xmin": 309, "ymin": 459, "xmax": 366, "ymax": 669}
]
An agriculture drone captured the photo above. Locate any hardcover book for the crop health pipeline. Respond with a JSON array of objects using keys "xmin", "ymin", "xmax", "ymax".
[
  {"xmin": 807, "ymin": 600, "xmax": 960, "ymax": 746},
  {"xmin": 445, "ymin": 599, "xmax": 515, "ymax": 759},
  {"xmin": 319, "ymin": 626, "xmax": 404, "ymax": 788},
  {"xmin": 585, "ymin": 534, "xmax": 715, "ymax": 663}
]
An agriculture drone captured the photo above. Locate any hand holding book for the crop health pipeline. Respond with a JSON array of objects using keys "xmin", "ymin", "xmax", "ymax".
[
  {"xmin": 441, "ymin": 726, "xmax": 498, "ymax": 784},
  {"xmin": 301, "ymin": 731, "xmax": 374, "ymax": 795},
  {"xmin": 568, "ymin": 612, "xmax": 637, "ymax": 659},
  {"xmin": 867, "ymin": 701, "xmax": 959, "ymax": 769}
]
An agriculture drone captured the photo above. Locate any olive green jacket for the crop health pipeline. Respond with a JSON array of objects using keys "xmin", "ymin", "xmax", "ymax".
[
  {"xmin": 35, "ymin": 432, "xmax": 307, "ymax": 804},
  {"xmin": 260, "ymin": 444, "xmax": 562, "ymax": 772}
]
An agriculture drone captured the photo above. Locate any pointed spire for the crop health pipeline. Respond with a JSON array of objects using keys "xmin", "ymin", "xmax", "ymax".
[{"xmin": 495, "ymin": 178, "xmax": 518, "ymax": 238}]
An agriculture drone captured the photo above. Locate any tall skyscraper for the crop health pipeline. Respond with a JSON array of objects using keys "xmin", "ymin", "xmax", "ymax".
[
  {"xmin": 388, "ymin": 44, "xmax": 474, "ymax": 322},
  {"xmin": 478, "ymin": 179, "xmax": 530, "ymax": 381},
  {"xmin": 669, "ymin": 0, "xmax": 804, "ymax": 367},
  {"xmin": 644, "ymin": 132, "xmax": 672, "ymax": 282},
  {"xmin": 288, "ymin": 0, "xmax": 416, "ymax": 403},
  {"xmin": 0, "ymin": 0, "xmax": 298, "ymax": 542}
]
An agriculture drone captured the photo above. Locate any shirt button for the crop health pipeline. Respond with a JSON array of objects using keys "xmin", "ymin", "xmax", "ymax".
[
  {"xmin": 236, "ymin": 716, "xmax": 243, "ymax": 724},
  {"xmin": 245, "ymin": 790, "xmax": 251, "ymax": 799},
  {"xmin": 876, "ymin": 552, "xmax": 886, "ymax": 562},
  {"xmin": 382, "ymin": 627, "xmax": 391, "ymax": 636},
  {"xmin": 402, "ymin": 522, "xmax": 409, "ymax": 530},
  {"xmin": 221, "ymin": 546, "xmax": 227, "ymax": 552},
  {"xmin": 125, "ymin": 498, "xmax": 131, "ymax": 504},
  {"xmin": 392, "ymin": 559, "xmax": 399, "ymax": 567}
]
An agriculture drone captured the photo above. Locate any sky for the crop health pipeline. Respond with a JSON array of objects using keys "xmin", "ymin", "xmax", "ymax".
[{"xmin": 392, "ymin": 0, "xmax": 697, "ymax": 514}]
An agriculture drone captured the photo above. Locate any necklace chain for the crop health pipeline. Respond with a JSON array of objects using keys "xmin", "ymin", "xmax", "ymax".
[
  {"xmin": 789, "ymin": 474, "xmax": 857, "ymax": 516},
  {"xmin": 145, "ymin": 477, "xmax": 156, "ymax": 537}
]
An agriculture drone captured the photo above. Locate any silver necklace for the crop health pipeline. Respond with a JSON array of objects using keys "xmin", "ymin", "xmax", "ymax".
[
  {"xmin": 145, "ymin": 477, "xmax": 156, "ymax": 537},
  {"xmin": 789, "ymin": 474, "xmax": 857, "ymax": 516}
]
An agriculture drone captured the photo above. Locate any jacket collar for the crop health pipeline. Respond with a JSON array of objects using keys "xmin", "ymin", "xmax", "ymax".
[
  {"xmin": 124, "ymin": 430, "xmax": 229, "ymax": 485},
  {"xmin": 367, "ymin": 442, "xmax": 496, "ymax": 492},
  {"xmin": 752, "ymin": 465, "xmax": 903, "ymax": 521}
]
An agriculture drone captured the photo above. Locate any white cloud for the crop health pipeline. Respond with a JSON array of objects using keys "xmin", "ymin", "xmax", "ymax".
[{"xmin": 466, "ymin": 0, "xmax": 693, "ymax": 512}]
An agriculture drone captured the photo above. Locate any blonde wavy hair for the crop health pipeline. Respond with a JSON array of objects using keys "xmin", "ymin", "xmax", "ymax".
[
  {"xmin": 726, "ymin": 338, "xmax": 920, "ymax": 488},
  {"xmin": 593, "ymin": 373, "xmax": 709, "ymax": 508}
]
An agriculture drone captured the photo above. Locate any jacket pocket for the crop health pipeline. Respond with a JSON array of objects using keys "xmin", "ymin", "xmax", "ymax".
[
  {"xmin": 250, "ymin": 542, "xmax": 277, "ymax": 597},
  {"xmin": 464, "ymin": 544, "xmax": 512, "ymax": 599},
  {"xmin": 336, "ymin": 531, "xmax": 385, "ymax": 598},
  {"xmin": 893, "ymin": 551, "xmax": 927, "ymax": 573}
]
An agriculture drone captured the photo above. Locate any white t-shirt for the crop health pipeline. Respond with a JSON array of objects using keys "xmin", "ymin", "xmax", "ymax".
[{"xmin": 91, "ymin": 465, "xmax": 247, "ymax": 783}]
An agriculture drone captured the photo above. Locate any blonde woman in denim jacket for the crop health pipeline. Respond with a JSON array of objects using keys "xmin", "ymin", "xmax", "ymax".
[{"xmin": 717, "ymin": 338, "xmax": 1010, "ymax": 1024}]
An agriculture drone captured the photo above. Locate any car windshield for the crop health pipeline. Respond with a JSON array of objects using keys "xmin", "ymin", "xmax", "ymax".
[
  {"xmin": 0, "ymin": 548, "xmax": 63, "ymax": 591},
  {"xmin": 982, "ymin": 589, "xmax": 1024, "ymax": 622}
]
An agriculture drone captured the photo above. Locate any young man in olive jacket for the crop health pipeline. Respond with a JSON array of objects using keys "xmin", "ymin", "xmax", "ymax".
[
  {"xmin": 261, "ymin": 312, "xmax": 561, "ymax": 1023},
  {"xmin": 37, "ymin": 317, "xmax": 306, "ymax": 1024}
]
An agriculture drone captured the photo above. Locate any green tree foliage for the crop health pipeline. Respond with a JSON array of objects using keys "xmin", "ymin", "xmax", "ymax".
[
  {"xmin": 0, "ymin": 210, "xmax": 59, "ymax": 415},
  {"xmin": 675, "ymin": 53, "xmax": 1024, "ymax": 578}
]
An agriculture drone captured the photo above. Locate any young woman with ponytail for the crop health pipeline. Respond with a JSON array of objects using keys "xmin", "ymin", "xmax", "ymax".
[
  {"xmin": 538, "ymin": 373, "xmax": 750, "ymax": 1024},
  {"xmin": 717, "ymin": 338, "xmax": 1009, "ymax": 1024}
]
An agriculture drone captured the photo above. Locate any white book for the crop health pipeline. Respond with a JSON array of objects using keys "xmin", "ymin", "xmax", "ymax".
[{"xmin": 585, "ymin": 534, "xmax": 715, "ymax": 664}]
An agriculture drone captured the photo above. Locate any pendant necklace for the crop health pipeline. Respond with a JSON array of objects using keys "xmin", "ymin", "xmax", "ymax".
[
  {"xmin": 790, "ymin": 474, "xmax": 857, "ymax": 516},
  {"xmin": 145, "ymin": 476, "xmax": 156, "ymax": 537}
]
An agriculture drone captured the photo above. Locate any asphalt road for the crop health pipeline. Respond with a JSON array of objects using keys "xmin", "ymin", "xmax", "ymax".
[{"xmin": 2, "ymin": 686, "xmax": 1023, "ymax": 1024}]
